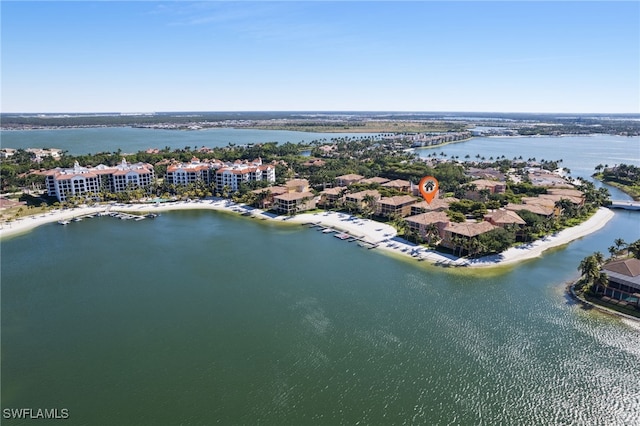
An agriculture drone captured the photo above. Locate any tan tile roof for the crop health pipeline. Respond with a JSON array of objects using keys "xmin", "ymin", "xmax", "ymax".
[
  {"xmin": 521, "ymin": 197, "xmax": 556, "ymax": 207},
  {"xmin": 378, "ymin": 195, "xmax": 417, "ymax": 207},
  {"xmin": 538, "ymin": 194, "xmax": 583, "ymax": 205},
  {"xmin": 603, "ymin": 258, "xmax": 640, "ymax": 277},
  {"xmin": 251, "ymin": 186, "xmax": 287, "ymax": 195},
  {"xmin": 336, "ymin": 174, "xmax": 364, "ymax": 181},
  {"xmin": 381, "ymin": 179, "xmax": 411, "ymax": 188},
  {"xmin": 405, "ymin": 211, "xmax": 450, "ymax": 226},
  {"xmin": 470, "ymin": 179, "xmax": 506, "ymax": 189},
  {"xmin": 505, "ymin": 203, "xmax": 554, "ymax": 217},
  {"xmin": 360, "ymin": 177, "xmax": 390, "ymax": 185},
  {"xmin": 547, "ymin": 188, "xmax": 584, "ymax": 198},
  {"xmin": 412, "ymin": 197, "xmax": 458, "ymax": 211},
  {"xmin": 445, "ymin": 221, "xmax": 497, "ymax": 237},
  {"xmin": 285, "ymin": 179, "xmax": 309, "ymax": 188},
  {"xmin": 274, "ymin": 191, "xmax": 315, "ymax": 201},
  {"xmin": 345, "ymin": 190, "xmax": 381, "ymax": 201},
  {"xmin": 321, "ymin": 186, "xmax": 347, "ymax": 195},
  {"xmin": 485, "ymin": 209, "xmax": 526, "ymax": 225}
]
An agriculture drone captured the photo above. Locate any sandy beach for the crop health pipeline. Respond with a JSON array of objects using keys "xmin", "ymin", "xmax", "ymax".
[{"xmin": 0, "ymin": 199, "xmax": 614, "ymax": 268}]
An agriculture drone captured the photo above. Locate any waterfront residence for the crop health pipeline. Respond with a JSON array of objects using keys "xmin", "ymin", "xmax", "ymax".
[
  {"xmin": 26, "ymin": 148, "xmax": 62, "ymax": 162},
  {"xmin": 43, "ymin": 159, "xmax": 154, "ymax": 202},
  {"xmin": 0, "ymin": 148, "xmax": 16, "ymax": 159},
  {"xmin": 335, "ymin": 174, "xmax": 364, "ymax": 187},
  {"xmin": 505, "ymin": 202, "xmax": 555, "ymax": 219},
  {"xmin": 273, "ymin": 191, "xmax": 316, "ymax": 215},
  {"xmin": 440, "ymin": 221, "xmax": 497, "ymax": 252},
  {"xmin": 344, "ymin": 190, "xmax": 381, "ymax": 212},
  {"xmin": 484, "ymin": 210, "xmax": 526, "ymax": 228},
  {"xmin": 251, "ymin": 186, "xmax": 288, "ymax": 209},
  {"xmin": 319, "ymin": 186, "xmax": 347, "ymax": 208},
  {"xmin": 528, "ymin": 169, "xmax": 572, "ymax": 187},
  {"xmin": 376, "ymin": 195, "xmax": 418, "ymax": 218},
  {"xmin": 547, "ymin": 188, "xmax": 585, "ymax": 200},
  {"xmin": 485, "ymin": 209, "xmax": 526, "ymax": 240},
  {"xmin": 601, "ymin": 258, "xmax": 640, "ymax": 307},
  {"xmin": 405, "ymin": 211, "xmax": 450, "ymax": 243}
]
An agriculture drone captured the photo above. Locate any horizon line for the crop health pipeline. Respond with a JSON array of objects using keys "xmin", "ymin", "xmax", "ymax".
[{"xmin": 2, "ymin": 110, "xmax": 639, "ymax": 116}]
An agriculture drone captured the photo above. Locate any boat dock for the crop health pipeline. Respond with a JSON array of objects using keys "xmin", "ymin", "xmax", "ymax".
[
  {"xmin": 58, "ymin": 210, "xmax": 153, "ymax": 225},
  {"xmin": 302, "ymin": 222, "xmax": 378, "ymax": 249}
]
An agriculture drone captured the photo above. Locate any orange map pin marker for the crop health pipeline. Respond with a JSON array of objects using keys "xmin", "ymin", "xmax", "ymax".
[{"xmin": 419, "ymin": 176, "xmax": 439, "ymax": 204}]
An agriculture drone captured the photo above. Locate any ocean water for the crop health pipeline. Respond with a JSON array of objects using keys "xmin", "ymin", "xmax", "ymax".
[{"xmin": 2, "ymin": 133, "xmax": 640, "ymax": 425}]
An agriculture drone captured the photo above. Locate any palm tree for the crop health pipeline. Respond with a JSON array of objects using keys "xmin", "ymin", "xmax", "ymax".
[
  {"xmin": 578, "ymin": 254, "xmax": 601, "ymax": 290},
  {"xmin": 593, "ymin": 272, "xmax": 609, "ymax": 296},
  {"xmin": 362, "ymin": 194, "xmax": 377, "ymax": 218},
  {"xmin": 614, "ymin": 238, "xmax": 627, "ymax": 255},
  {"xmin": 424, "ymin": 223, "xmax": 440, "ymax": 246}
]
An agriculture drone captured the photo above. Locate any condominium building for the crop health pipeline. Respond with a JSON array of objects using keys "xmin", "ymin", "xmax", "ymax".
[
  {"xmin": 166, "ymin": 157, "xmax": 213, "ymax": 185},
  {"xmin": 165, "ymin": 157, "xmax": 276, "ymax": 193},
  {"xmin": 214, "ymin": 158, "xmax": 276, "ymax": 193},
  {"xmin": 43, "ymin": 159, "xmax": 155, "ymax": 202}
]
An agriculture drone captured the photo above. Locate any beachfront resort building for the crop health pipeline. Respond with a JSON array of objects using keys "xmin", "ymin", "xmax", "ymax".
[{"xmin": 43, "ymin": 159, "xmax": 155, "ymax": 202}]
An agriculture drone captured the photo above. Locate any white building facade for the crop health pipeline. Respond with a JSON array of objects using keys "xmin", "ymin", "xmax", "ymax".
[{"xmin": 44, "ymin": 159, "xmax": 155, "ymax": 202}]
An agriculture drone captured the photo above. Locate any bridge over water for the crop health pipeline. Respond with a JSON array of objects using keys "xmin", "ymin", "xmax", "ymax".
[{"xmin": 609, "ymin": 200, "xmax": 640, "ymax": 211}]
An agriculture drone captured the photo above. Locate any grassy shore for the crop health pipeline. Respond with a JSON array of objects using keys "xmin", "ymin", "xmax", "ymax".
[
  {"xmin": 593, "ymin": 174, "xmax": 640, "ymax": 201},
  {"xmin": 248, "ymin": 120, "xmax": 468, "ymax": 133}
]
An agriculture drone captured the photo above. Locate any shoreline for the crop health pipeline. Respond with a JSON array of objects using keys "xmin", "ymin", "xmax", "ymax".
[
  {"xmin": 0, "ymin": 199, "xmax": 615, "ymax": 269},
  {"xmin": 567, "ymin": 281, "xmax": 640, "ymax": 326}
]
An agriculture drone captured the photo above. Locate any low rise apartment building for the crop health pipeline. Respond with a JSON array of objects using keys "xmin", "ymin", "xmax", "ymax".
[{"xmin": 376, "ymin": 195, "xmax": 417, "ymax": 218}]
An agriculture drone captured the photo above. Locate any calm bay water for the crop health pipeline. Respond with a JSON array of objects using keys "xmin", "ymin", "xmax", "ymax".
[
  {"xmin": 2, "ymin": 132, "xmax": 640, "ymax": 425},
  {"xmin": 415, "ymin": 134, "xmax": 640, "ymax": 182},
  {"xmin": 0, "ymin": 127, "xmax": 381, "ymax": 155}
]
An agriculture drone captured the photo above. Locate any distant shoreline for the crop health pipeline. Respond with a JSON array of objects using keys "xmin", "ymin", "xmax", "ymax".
[{"xmin": 0, "ymin": 199, "xmax": 615, "ymax": 270}]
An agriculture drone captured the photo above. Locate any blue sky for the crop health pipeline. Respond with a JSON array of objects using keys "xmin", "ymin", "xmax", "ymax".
[{"xmin": 2, "ymin": 1, "xmax": 639, "ymax": 113}]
